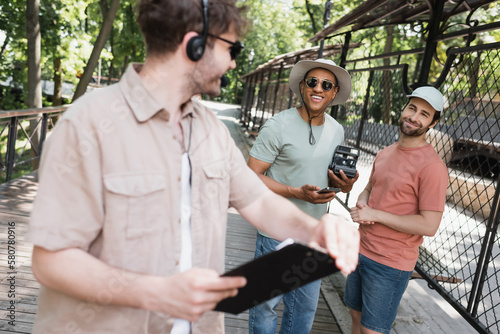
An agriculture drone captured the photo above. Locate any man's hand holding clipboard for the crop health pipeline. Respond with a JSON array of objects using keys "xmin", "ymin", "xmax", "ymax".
[{"xmin": 215, "ymin": 214, "xmax": 359, "ymax": 314}]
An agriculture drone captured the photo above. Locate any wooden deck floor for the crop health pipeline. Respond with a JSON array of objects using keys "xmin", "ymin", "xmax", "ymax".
[
  {"xmin": 0, "ymin": 101, "xmax": 480, "ymax": 334},
  {"xmin": 0, "ymin": 174, "xmax": 38, "ymax": 334},
  {"xmin": 0, "ymin": 174, "xmax": 342, "ymax": 333}
]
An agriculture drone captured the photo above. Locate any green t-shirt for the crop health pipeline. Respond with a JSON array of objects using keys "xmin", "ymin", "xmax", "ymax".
[{"xmin": 250, "ymin": 108, "xmax": 344, "ymax": 224}]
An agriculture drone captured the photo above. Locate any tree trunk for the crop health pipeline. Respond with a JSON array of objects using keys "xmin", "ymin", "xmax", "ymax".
[
  {"xmin": 27, "ymin": 0, "xmax": 42, "ymax": 170},
  {"xmin": 305, "ymin": 0, "xmax": 319, "ymax": 47},
  {"xmin": 97, "ymin": 58, "xmax": 102, "ymax": 86},
  {"xmin": 412, "ymin": 52, "xmax": 423, "ymax": 84},
  {"xmin": 100, "ymin": 0, "xmax": 109, "ymax": 15},
  {"xmin": 53, "ymin": 56, "xmax": 63, "ymax": 106},
  {"xmin": 0, "ymin": 34, "xmax": 9, "ymax": 61},
  {"xmin": 382, "ymin": 25, "xmax": 394, "ymax": 124},
  {"xmin": 122, "ymin": 55, "xmax": 129, "ymax": 75},
  {"xmin": 469, "ymin": 41, "xmax": 482, "ymax": 99},
  {"xmin": 108, "ymin": 62, "xmax": 115, "ymax": 86},
  {"xmin": 305, "ymin": 0, "xmax": 318, "ymax": 34},
  {"xmin": 51, "ymin": 56, "xmax": 63, "ymax": 124},
  {"xmin": 108, "ymin": 22, "xmax": 116, "ymax": 86},
  {"xmin": 72, "ymin": 0, "xmax": 120, "ymax": 102}
]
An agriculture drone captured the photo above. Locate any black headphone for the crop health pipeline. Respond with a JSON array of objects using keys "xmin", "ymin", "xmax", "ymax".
[{"xmin": 187, "ymin": 0, "xmax": 209, "ymax": 61}]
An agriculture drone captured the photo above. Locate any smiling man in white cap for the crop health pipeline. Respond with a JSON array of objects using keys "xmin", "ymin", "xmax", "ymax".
[
  {"xmin": 247, "ymin": 58, "xmax": 359, "ymax": 334},
  {"xmin": 345, "ymin": 86, "xmax": 449, "ymax": 334}
]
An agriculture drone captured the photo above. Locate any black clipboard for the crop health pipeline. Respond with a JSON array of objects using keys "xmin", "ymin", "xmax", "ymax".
[{"xmin": 215, "ymin": 239, "xmax": 339, "ymax": 314}]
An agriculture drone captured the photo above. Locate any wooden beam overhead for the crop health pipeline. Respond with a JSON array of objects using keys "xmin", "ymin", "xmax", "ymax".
[
  {"xmin": 309, "ymin": 0, "xmax": 390, "ymax": 41},
  {"xmin": 309, "ymin": 0, "xmax": 497, "ymax": 41}
]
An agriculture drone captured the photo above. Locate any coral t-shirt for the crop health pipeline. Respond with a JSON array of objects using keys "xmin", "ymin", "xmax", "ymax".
[{"xmin": 359, "ymin": 143, "xmax": 448, "ymax": 271}]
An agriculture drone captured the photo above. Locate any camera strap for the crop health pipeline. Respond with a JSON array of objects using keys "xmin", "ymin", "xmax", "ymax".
[{"xmin": 299, "ymin": 92, "xmax": 325, "ymax": 146}]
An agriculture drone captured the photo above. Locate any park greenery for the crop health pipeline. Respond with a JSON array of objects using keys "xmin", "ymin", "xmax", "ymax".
[
  {"xmin": 0, "ymin": 0, "xmax": 498, "ymax": 183},
  {"xmin": 0, "ymin": 0, "xmax": 370, "ymax": 110},
  {"xmin": 0, "ymin": 0, "xmax": 499, "ymax": 110}
]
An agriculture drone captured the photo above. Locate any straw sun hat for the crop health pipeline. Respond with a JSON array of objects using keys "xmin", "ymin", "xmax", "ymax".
[{"xmin": 289, "ymin": 58, "xmax": 352, "ymax": 106}]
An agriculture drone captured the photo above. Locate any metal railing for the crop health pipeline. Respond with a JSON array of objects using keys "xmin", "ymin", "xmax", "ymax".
[{"xmin": 0, "ymin": 106, "xmax": 67, "ymax": 183}]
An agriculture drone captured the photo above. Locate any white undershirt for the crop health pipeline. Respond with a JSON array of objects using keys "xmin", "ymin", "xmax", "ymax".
[{"xmin": 170, "ymin": 153, "xmax": 192, "ymax": 334}]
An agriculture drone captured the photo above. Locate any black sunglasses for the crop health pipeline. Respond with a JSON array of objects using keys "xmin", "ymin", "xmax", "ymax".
[
  {"xmin": 208, "ymin": 33, "xmax": 244, "ymax": 60},
  {"xmin": 305, "ymin": 77, "xmax": 335, "ymax": 91}
]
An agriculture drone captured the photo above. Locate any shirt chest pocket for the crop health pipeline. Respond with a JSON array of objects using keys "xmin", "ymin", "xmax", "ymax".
[
  {"xmin": 103, "ymin": 173, "xmax": 166, "ymax": 238},
  {"xmin": 200, "ymin": 161, "xmax": 230, "ymax": 213}
]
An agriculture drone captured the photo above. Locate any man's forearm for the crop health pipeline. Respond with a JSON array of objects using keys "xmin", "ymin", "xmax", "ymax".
[
  {"xmin": 238, "ymin": 190, "xmax": 317, "ymax": 243},
  {"xmin": 32, "ymin": 246, "xmax": 153, "ymax": 309},
  {"xmin": 239, "ymin": 190, "xmax": 360, "ymax": 275},
  {"xmin": 353, "ymin": 207, "xmax": 442, "ymax": 236},
  {"xmin": 31, "ymin": 246, "xmax": 247, "ymax": 321},
  {"xmin": 356, "ymin": 188, "xmax": 371, "ymax": 205},
  {"xmin": 255, "ymin": 173, "xmax": 301, "ymax": 200},
  {"xmin": 370, "ymin": 210, "xmax": 442, "ymax": 236}
]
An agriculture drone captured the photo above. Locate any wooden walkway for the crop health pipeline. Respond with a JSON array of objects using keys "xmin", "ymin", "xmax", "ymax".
[
  {"xmin": 0, "ymin": 174, "xmax": 39, "ymax": 334},
  {"xmin": 0, "ymin": 100, "xmax": 480, "ymax": 334},
  {"xmin": 0, "ymin": 174, "xmax": 342, "ymax": 333}
]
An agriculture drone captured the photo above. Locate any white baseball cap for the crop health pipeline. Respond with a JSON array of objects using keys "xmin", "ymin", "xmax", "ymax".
[
  {"xmin": 289, "ymin": 58, "xmax": 352, "ymax": 106},
  {"xmin": 406, "ymin": 86, "xmax": 444, "ymax": 112}
]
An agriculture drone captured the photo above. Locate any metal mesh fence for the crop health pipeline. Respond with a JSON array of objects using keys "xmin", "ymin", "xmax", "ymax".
[
  {"xmin": 343, "ymin": 43, "xmax": 500, "ymax": 334},
  {"xmin": 342, "ymin": 65, "xmax": 408, "ymax": 153},
  {"xmin": 417, "ymin": 44, "xmax": 500, "ymax": 334}
]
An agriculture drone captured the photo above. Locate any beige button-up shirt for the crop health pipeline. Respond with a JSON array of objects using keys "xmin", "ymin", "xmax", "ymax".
[{"xmin": 27, "ymin": 64, "xmax": 267, "ymax": 333}]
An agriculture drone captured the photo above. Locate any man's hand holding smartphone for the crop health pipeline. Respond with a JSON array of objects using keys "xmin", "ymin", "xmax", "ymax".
[{"xmin": 316, "ymin": 187, "xmax": 341, "ymax": 194}]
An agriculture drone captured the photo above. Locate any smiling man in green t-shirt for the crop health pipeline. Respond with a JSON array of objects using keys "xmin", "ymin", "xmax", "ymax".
[{"xmin": 247, "ymin": 58, "xmax": 359, "ymax": 334}]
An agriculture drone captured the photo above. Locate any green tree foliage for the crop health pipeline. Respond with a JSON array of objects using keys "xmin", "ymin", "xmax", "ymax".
[
  {"xmin": 72, "ymin": 0, "xmax": 120, "ymax": 101},
  {"xmin": 293, "ymin": 0, "xmax": 364, "ymax": 40},
  {"xmin": 110, "ymin": 1, "xmax": 144, "ymax": 77},
  {"xmin": 1, "ymin": 0, "xmax": 97, "ymax": 109},
  {"xmin": 0, "ymin": 0, "xmax": 362, "ymax": 107},
  {"xmin": 0, "ymin": 0, "xmax": 139, "ymax": 109},
  {"xmin": 1, "ymin": 0, "xmax": 498, "ymax": 109},
  {"xmin": 216, "ymin": 0, "xmax": 306, "ymax": 104},
  {"xmin": 0, "ymin": 0, "xmax": 28, "ymax": 110},
  {"xmin": 39, "ymin": 1, "xmax": 91, "ymax": 82},
  {"xmin": 217, "ymin": 0, "xmax": 362, "ymax": 104}
]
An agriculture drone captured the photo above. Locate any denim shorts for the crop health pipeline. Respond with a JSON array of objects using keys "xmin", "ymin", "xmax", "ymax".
[{"xmin": 344, "ymin": 254, "xmax": 412, "ymax": 334}]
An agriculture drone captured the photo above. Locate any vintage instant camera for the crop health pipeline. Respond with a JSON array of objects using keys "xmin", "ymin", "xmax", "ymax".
[{"xmin": 328, "ymin": 145, "xmax": 359, "ymax": 179}]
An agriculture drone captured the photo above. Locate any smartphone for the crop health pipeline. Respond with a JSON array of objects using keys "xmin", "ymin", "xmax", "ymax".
[{"xmin": 316, "ymin": 187, "xmax": 341, "ymax": 194}]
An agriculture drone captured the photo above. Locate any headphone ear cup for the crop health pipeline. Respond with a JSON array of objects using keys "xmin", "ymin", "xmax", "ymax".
[{"xmin": 187, "ymin": 36, "xmax": 205, "ymax": 61}]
